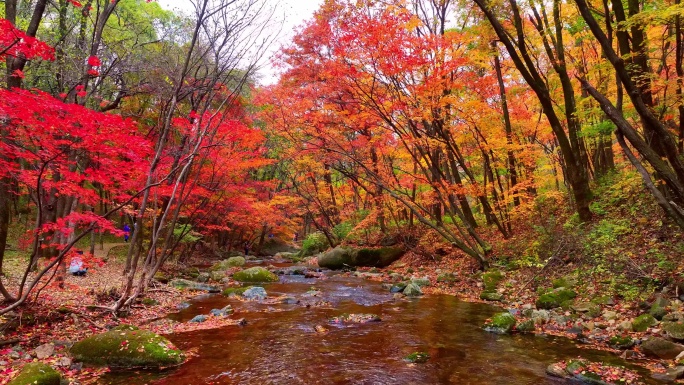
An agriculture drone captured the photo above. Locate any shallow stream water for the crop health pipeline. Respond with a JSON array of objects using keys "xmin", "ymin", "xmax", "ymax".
[{"xmin": 100, "ymin": 263, "xmax": 660, "ymax": 385}]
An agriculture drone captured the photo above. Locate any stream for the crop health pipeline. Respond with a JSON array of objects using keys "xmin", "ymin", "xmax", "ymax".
[{"xmin": 100, "ymin": 261, "xmax": 660, "ymax": 384}]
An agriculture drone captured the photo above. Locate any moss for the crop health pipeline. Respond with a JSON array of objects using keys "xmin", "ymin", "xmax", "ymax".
[
  {"xmin": 8, "ymin": 363, "xmax": 61, "ymax": 385},
  {"xmin": 482, "ymin": 270, "xmax": 504, "ymax": 292},
  {"xmin": 483, "ymin": 312, "xmax": 516, "ymax": 334},
  {"xmin": 232, "ymin": 267, "xmax": 278, "ymax": 283},
  {"xmin": 222, "ymin": 286, "xmax": 251, "ymax": 296},
  {"xmin": 609, "ymin": 335, "xmax": 635, "ymax": 349},
  {"xmin": 480, "ymin": 291, "xmax": 503, "ymax": 301},
  {"xmin": 211, "ymin": 257, "xmax": 245, "ymax": 271},
  {"xmin": 517, "ymin": 319, "xmax": 535, "ymax": 333},
  {"xmin": 405, "ymin": 352, "xmax": 430, "ymax": 363},
  {"xmin": 141, "ymin": 298, "xmax": 158, "ymax": 306},
  {"xmin": 353, "ymin": 247, "xmax": 405, "ymax": 267},
  {"xmin": 70, "ymin": 328, "xmax": 185, "ymax": 368},
  {"xmin": 153, "ymin": 272, "xmax": 169, "ymax": 284},
  {"xmin": 663, "ymin": 321, "xmax": 684, "ymax": 340},
  {"xmin": 436, "ymin": 272, "xmax": 456, "ymax": 282},
  {"xmin": 403, "ymin": 283, "xmax": 423, "ymax": 297},
  {"xmin": 536, "ymin": 288, "xmax": 577, "ymax": 310},
  {"xmin": 632, "ymin": 314, "xmax": 657, "ymax": 332}
]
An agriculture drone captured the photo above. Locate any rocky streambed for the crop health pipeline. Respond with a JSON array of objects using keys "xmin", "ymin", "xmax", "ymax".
[{"xmin": 94, "ymin": 258, "xmax": 662, "ymax": 385}]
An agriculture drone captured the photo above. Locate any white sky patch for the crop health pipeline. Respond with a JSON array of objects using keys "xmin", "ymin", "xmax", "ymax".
[{"xmin": 157, "ymin": 0, "xmax": 323, "ymax": 85}]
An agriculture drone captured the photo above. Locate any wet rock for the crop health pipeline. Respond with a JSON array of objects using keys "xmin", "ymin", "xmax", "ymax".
[
  {"xmin": 663, "ymin": 321, "xmax": 684, "ymax": 340},
  {"xmin": 402, "ymin": 283, "xmax": 423, "ymax": 297},
  {"xmin": 517, "ymin": 319, "xmax": 535, "ymax": 333},
  {"xmin": 243, "ymin": 286, "xmax": 267, "ymax": 300},
  {"xmin": 33, "ymin": 343, "xmax": 54, "ymax": 359},
  {"xmin": 483, "ymin": 312, "xmax": 516, "ymax": 334},
  {"xmin": 329, "ymin": 313, "xmax": 381, "ymax": 324},
  {"xmin": 641, "ymin": 337, "xmax": 684, "ymax": 359},
  {"xmin": 318, "ymin": 247, "xmax": 354, "ymax": 269},
  {"xmin": 390, "ymin": 282, "xmax": 407, "ymax": 293},
  {"xmin": 70, "ymin": 326, "xmax": 184, "ymax": 368},
  {"xmin": 280, "ymin": 296, "xmax": 299, "ymax": 304},
  {"xmin": 210, "ymin": 305, "xmax": 233, "ymax": 317},
  {"xmin": 7, "ymin": 363, "xmax": 61, "ymax": 385},
  {"xmin": 546, "ymin": 363, "xmax": 571, "ymax": 379},
  {"xmin": 404, "ymin": 352, "xmax": 429, "ymax": 363},
  {"xmin": 169, "ymin": 279, "xmax": 220, "ymax": 293},
  {"xmin": 233, "ymin": 267, "xmax": 278, "ymax": 283},
  {"xmin": 189, "ymin": 315, "xmax": 207, "ymax": 323},
  {"xmin": 314, "ymin": 325, "xmax": 328, "ymax": 333},
  {"xmin": 632, "ymin": 314, "xmax": 657, "ymax": 332}
]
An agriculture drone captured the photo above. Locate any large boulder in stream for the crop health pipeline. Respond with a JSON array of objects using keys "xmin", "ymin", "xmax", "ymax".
[
  {"xmin": 483, "ymin": 312, "xmax": 516, "ymax": 334},
  {"xmin": 232, "ymin": 267, "xmax": 278, "ymax": 283},
  {"xmin": 70, "ymin": 325, "xmax": 185, "ymax": 368},
  {"xmin": 210, "ymin": 256, "xmax": 245, "ymax": 271},
  {"xmin": 169, "ymin": 278, "xmax": 220, "ymax": 293},
  {"xmin": 7, "ymin": 363, "xmax": 62, "ymax": 385},
  {"xmin": 318, "ymin": 246, "xmax": 405, "ymax": 270},
  {"xmin": 642, "ymin": 337, "xmax": 684, "ymax": 359}
]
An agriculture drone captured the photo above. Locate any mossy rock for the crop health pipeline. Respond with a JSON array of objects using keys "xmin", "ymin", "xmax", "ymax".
[
  {"xmin": 480, "ymin": 291, "xmax": 503, "ymax": 302},
  {"xmin": 663, "ymin": 321, "xmax": 684, "ymax": 340},
  {"xmin": 222, "ymin": 286, "xmax": 251, "ymax": 297},
  {"xmin": 169, "ymin": 279, "xmax": 220, "ymax": 293},
  {"xmin": 650, "ymin": 296, "xmax": 670, "ymax": 321},
  {"xmin": 211, "ymin": 257, "xmax": 246, "ymax": 271},
  {"xmin": 436, "ymin": 272, "xmax": 456, "ymax": 283},
  {"xmin": 352, "ymin": 247, "xmax": 405, "ymax": 268},
  {"xmin": 609, "ymin": 335, "xmax": 635, "ymax": 349},
  {"xmin": 632, "ymin": 314, "xmax": 657, "ymax": 332},
  {"xmin": 642, "ymin": 337, "xmax": 684, "ymax": 359},
  {"xmin": 232, "ymin": 267, "xmax": 278, "ymax": 283},
  {"xmin": 410, "ymin": 277, "xmax": 430, "ymax": 287},
  {"xmin": 405, "ymin": 352, "xmax": 430, "ymax": 363},
  {"xmin": 210, "ymin": 270, "xmax": 226, "ymax": 282},
  {"xmin": 483, "ymin": 312, "xmax": 516, "ymax": 334},
  {"xmin": 8, "ymin": 363, "xmax": 61, "ymax": 385},
  {"xmin": 70, "ymin": 328, "xmax": 185, "ymax": 368},
  {"xmin": 141, "ymin": 298, "xmax": 159, "ymax": 306},
  {"xmin": 403, "ymin": 283, "xmax": 423, "ymax": 297},
  {"xmin": 482, "ymin": 270, "xmax": 504, "ymax": 292},
  {"xmin": 552, "ymin": 277, "xmax": 576, "ymax": 289},
  {"xmin": 536, "ymin": 288, "xmax": 577, "ymax": 310},
  {"xmin": 318, "ymin": 247, "xmax": 355, "ymax": 269},
  {"xmin": 517, "ymin": 319, "xmax": 535, "ymax": 333},
  {"xmin": 153, "ymin": 272, "xmax": 169, "ymax": 284}
]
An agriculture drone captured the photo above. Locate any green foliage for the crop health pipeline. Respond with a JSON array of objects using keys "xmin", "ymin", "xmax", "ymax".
[
  {"xmin": 332, "ymin": 222, "xmax": 353, "ymax": 241},
  {"xmin": 300, "ymin": 232, "xmax": 329, "ymax": 257},
  {"xmin": 173, "ymin": 224, "xmax": 202, "ymax": 244}
]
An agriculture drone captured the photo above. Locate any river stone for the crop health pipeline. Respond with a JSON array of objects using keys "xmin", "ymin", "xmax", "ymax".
[
  {"xmin": 531, "ymin": 310, "xmax": 550, "ymax": 324},
  {"xmin": 664, "ymin": 312, "xmax": 684, "ymax": 323},
  {"xmin": 652, "ymin": 366, "xmax": 684, "ymax": 382},
  {"xmin": 233, "ymin": 267, "xmax": 278, "ymax": 283},
  {"xmin": 480, "ymin": 291, "xmax": 503, "ymax": 301},
  {"xmin": 351, "ymin": 247, "xmax": 405, "ymax": 268},
  {"xmin": 536, "ymin": 288, "xmax": 577, "ymax": 310},
  {"xmin": 411, "ymin": 277, "xmax": 430, "ymax": 287},
  {"xmin": 330, "ymin": 313, "xmax": 381, "ymax": 324},
  {"xmin": 189, "ymin": 315, "xmax": 207, "ymax": 323},
  {"xmin": 436, "ymin": 272, "xmax": 456, "ymax": 282},
  {"xmin": 632, "ymin": 314, "xmax": 657, "ymax": 332},
  {"xmin": 663, "ymin": 322, "xmax": 684, "ymax": 340},
  {"xmin": 642, "ymin": 337, "xmax": 684, "ymax": 359},
  {"xmin": 483, "ymin": 312, "xmax": 516, "ymax": 334},
  {"xmin": 650, "ymin": 295, "xmax": 670, "ymax": 321},
  {"xmin": 169, "ymin": 278, "xmax": 220, "ymax": 293},
  {"xmin": 546, "ymin": 363, "xmax": 571, "ymax": 379},
  {"xmin": 390, "ymin": 282, "xmax": 407, "ymax": 293},
  {"xmin": 243, "ymin": 286, "xmax": 267, "ymax": 300},
  {"xmin": 608, "ymin": 335, "xmax": 635, "ymax": 349},
  {"xmin": 7, "ymin": 363, "xmax": 61, "ymax": 385},
  {"xmin": 197, "ymin": 272, "xmax": 210, "ymax": 283},
  {"xmin": 403, "ymin": 283, "xmax": 423, "ymax": 297},
  {"xmin": 33, "ymin": 343, "xmax": 54, "ymax": 359},
  {"xmin": 517, "ymin": 319, "xmax": 535, "ymax": 333},
  {"xmin": 210, "ymin": 305, "xmax": 233, "ymax": 317},
  {"xmin": 572, "ymin": 302, "xmax": 601, "ymax": 318},
  {"xmin": 70, "ymin": 326, "xmax": 184, "ymax": 368},
  {"xmin": 317, "ymin": 247, "xmax": 354, "ymax": 269},
  {"xmin": 602, "ymin": 310, "xmax": 618, "ymax": 321}
]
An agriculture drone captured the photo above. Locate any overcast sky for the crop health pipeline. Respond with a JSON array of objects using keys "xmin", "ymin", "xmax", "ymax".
[{"xmin": 157, "ymin": 0, "xmax": 324, "ymax": 84}]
